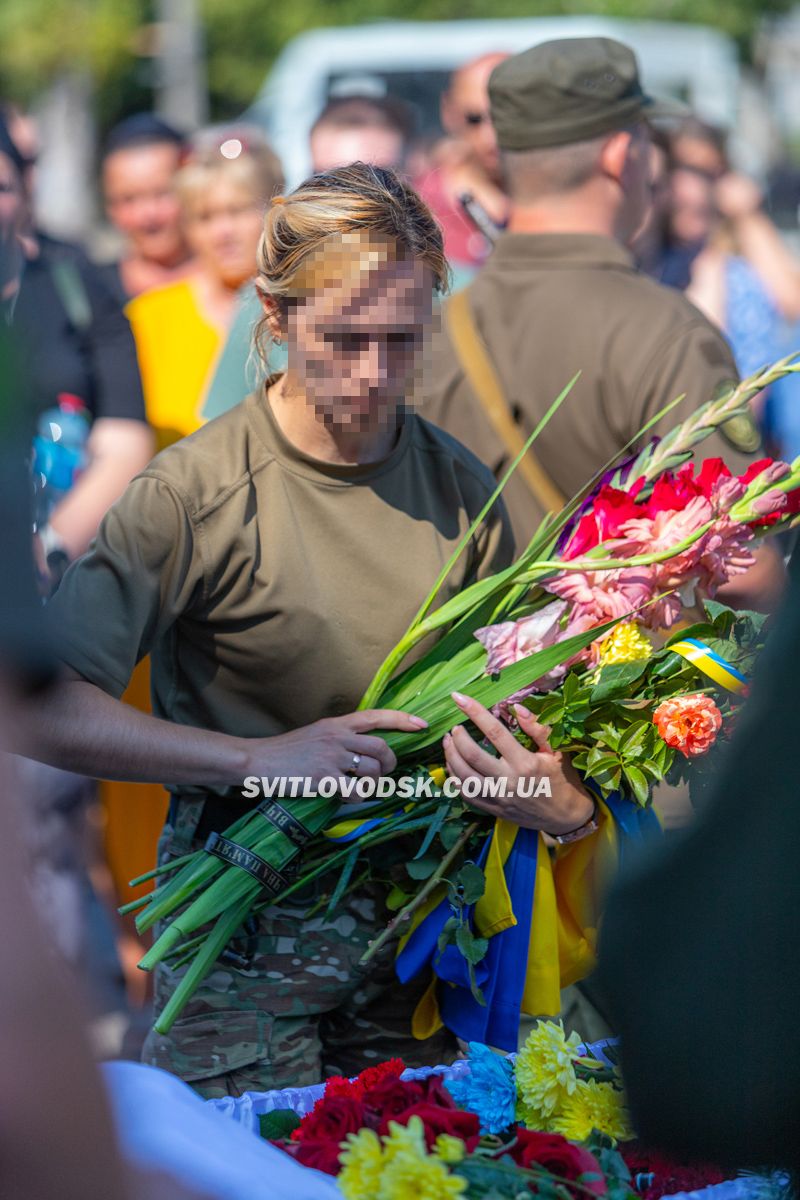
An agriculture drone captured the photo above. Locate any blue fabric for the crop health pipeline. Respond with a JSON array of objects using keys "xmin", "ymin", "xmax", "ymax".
[{"xmin": 439, "ymin": 829, "xmax": 538, "ymax": 1051}]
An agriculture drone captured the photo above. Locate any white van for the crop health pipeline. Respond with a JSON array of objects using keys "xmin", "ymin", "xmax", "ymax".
[{"xmin": 247, "ymin": 16, "xmax": 740, "ymax": 186}]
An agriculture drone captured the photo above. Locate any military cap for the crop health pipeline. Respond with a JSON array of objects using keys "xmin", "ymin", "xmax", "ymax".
[{"xmin": 489, "ymin": 37, "xmax": 687, "ymax": 151}]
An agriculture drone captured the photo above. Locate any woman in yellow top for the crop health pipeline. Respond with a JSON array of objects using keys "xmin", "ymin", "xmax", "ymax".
[
  {"xmin": 127, "ymin": 128, "xmax": 284, "ymax": 448},
  {"xmin": 103, "ymin": 131, "xmax": 284, "ymax": 969}
]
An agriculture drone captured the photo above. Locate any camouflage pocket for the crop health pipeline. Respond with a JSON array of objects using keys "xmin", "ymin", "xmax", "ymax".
[{"xmin": 141, "ymin": 1008, "xmax": 272, "ymax": 1082}]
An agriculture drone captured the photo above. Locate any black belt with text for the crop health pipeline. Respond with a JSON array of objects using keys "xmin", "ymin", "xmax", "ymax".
[
  {"xmin": 204, "ymin": 832, "xmax": 290, "ymax": 895},
  {"xmin": 256, "ymin": 799, "xmax": 313, "ymax": 849}
]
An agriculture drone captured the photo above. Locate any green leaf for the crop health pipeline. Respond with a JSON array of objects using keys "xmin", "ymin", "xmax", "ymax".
[
  {"xmin": 624, "ymin": 764, "xmax": 651, "ymax": 807},
  {"xmin": 258, "ymin": 1110, "xmax": 301, "ymax": 1141},
  {"xmin": 413, "ymin": 802, "xmax": 449, "ymax": 861},
  {"xmin": 439, "ymin": 821, "xmax": 465, "ymax": 851},
  {"xmin": 437, "ymin": 916, "xmax": 459, "ymax": 957},
  {"xmin": 453, "ymin": 862, "xmax": 486, "ymax": 905},
  {"xmin": 386, "ymin": 885, "xmax": 412, "ymax": 912},
  {"xmin": 325, "ymin": 843, "xmax": 360, "ymax": 919},
  {"xmin": 619, "ymin": 721, "xmax": 650, "ymax": 754},
  {"xmin": 406, "ymin": 854, "xmax": 439, "ymax": 880},
  {"xmin": 590, "ymin": 659, "xmax": 649, "ymax": 703},
  {"xmin": 456, "ymin": 923, "xmax": 489, "ymax": 965}
]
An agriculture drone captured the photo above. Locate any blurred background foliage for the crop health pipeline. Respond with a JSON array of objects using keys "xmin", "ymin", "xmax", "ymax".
[{"xmin": 0, "ymin": 0, "xmax": 794, "ymax": 130}]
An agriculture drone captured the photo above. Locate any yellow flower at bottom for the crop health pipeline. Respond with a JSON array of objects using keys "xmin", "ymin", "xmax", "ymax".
[
  {"xmin": 379, "ymin": 1149, "xmax": 466, "ymax": 1200},
  {"xmin": 549, "ymin": 1080, "xmax": 634, "ymax": 1143},
  {"xmin": 338, "ymin": 1128, "xmax": 384, "ymax": 1200},
  {"xmin": 382, "ymin": 1116, "xmax": 428, "ymax": 1163},
  {"xmin": 434, "ymin": 1134, "xmax": 467, "ymax": 1164}
]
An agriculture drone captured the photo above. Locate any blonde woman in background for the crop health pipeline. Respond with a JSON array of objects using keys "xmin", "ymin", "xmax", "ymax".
[{"xmin": 127, "ymin": 126, "xmax": 284, "ymax": 449}]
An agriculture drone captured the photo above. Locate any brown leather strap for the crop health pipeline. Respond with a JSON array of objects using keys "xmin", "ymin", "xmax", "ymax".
[{"xmin": 444, "ymin": 288, "xmax": 566, "ymax": 515}]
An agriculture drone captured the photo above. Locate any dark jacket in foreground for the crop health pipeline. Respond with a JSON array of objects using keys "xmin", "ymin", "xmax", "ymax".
[{"xmin": 598, "ymin": 559, "xmax": 800, "ymax": 1174}]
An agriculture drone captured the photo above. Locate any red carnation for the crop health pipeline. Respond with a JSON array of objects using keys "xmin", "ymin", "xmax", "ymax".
[
  {"xmin": 291, "ymin": 1095, "xmax": 366, "ymax": 1144},
  {"xmin": 379, "ymin": 1102, "xmax": 481, "ymax": 1151},
  {"xmin": 355, "ymin": 1058, "xmax": 406, "ymax": 1092},
  {"xmin": 508, "ymin": 1130, "xmax": 607, "ymax": 1196}
]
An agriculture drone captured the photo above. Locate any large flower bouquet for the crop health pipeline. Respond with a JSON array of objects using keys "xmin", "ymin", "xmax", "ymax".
[
  {"xmin": 124, "ymin": 358, "xmax": 800, "ymax": 1035},
  {"xmin": 263, "ymin": 1023, "xmax": 731, "ymax": 1200}
]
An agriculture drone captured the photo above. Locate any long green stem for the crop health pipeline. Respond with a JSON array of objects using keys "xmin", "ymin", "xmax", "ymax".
[{"xmin": 358, "ymin": 820, "xmax": 481, "ymax": 967}]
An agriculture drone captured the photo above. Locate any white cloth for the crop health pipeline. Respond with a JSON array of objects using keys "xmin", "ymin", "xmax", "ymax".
[{"xmin": 102, "ymin": 1061, "xmax": 340, "ymax": 1200}]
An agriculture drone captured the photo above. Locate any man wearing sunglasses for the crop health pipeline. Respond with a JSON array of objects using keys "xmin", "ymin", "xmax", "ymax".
[{"xmin": 414, "ymin": 52, "xmax": 510, "ymax": 278}]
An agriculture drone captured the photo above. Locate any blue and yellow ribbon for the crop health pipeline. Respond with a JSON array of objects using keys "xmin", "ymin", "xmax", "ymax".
[{"xmin": 669, "ymin": 637, "xmax": 749, "ymax": 695}]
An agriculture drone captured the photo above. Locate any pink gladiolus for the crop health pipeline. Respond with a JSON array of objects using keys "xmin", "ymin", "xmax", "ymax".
[
  {"xmin": 545, "ymin": 565, "xmax": 655, "ymax": 624},
  {"xmin": 619, "ymin": 495, "xmax": 712, "ymax": 558},
  {"xmin": 695, "ymin": 517, "xmax": 755, "ymax": 593},
  {"xmin": 475, "ymin": 600, "xmax": 567, "ymax": 674},
  {"xmin": 751, "ymin": 488, "xmax": 789, "ymax": 516},
  {"xmin": 710, "ymin": 475, "xmax": 747, "ymax": 513}
]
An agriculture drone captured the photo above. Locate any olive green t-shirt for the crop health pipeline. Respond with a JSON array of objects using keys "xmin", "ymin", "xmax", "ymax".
[
  {"xmin": 424, "ymin": 233, "xmax": 758, "ymax": 549},
  {"xmin": 48, "ymin": 389, "xmax": 514, "ymax": 798}
]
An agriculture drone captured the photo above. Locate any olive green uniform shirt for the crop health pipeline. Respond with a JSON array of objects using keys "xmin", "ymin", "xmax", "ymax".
[
  {"xmin": 48, "ymin": 389, "xmax": 514, "ymax": 805},
  {"xmin": 425, "ymin": 233, "xmax": 757, "ymax": 549}
]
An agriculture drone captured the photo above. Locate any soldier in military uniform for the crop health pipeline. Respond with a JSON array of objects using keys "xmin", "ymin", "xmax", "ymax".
[
  {"xmin": 33, "ymin": 164, "xmax": 598, "ymax": 1096},
  {"xmin": 425, "ymin": 37, "xmax": 783, "ymax": 611}
]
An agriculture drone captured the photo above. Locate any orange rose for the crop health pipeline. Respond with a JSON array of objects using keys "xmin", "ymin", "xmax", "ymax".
[{"xmin": 653, "ymin": 694, "xmax": 722, "ymax": 758}]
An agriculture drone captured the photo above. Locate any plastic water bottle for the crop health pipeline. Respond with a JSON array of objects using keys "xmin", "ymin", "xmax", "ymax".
[{"xmin": 32, "ymin": 393, "xmax": 91, "ymax": 526}]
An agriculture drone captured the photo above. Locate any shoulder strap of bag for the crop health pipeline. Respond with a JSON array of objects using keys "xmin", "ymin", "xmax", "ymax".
[
  {"xmin": 50, "ymin": 257, "xmax": 93, "ymax": 333},
  {"xmin": 443, "ymin": 287, "xmax": 566, "ymax": 515}
]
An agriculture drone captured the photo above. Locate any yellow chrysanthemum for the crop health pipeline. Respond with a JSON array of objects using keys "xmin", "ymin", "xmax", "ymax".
[
  {"xmin": 382, "ymin": 1116, "xmax": 428, "ymax": 1163},
  {"xmin": 338, "ymin": 1128, "xmax": 385, "ymax": 1200},
  {"xmin": 549, "ymin": 1080, "xmax": 634, "ymax": 1143},
  {"xmin": 515, "ymin": 1020, "xmax": 582, "ymax": 1119},
  {"xmin": 515, "ymin": 1095, "xmax": 555, "ymax": 1131},
  {"xmin": 379, "ymin": 1148, "xmax": 467, "ymax": 1200},
  {"xmin": 595, "ymin": 623, "xmax": 653, "ymax": 672},
  {"xmin": 434, "ymin": 1134, "xmax": 467, "ymax": 1164}
]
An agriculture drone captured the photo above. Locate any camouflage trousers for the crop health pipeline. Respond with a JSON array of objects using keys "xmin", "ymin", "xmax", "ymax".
[{"xmin": 142, "ymin": 799, "xmax": 457, "ymax": 1098}]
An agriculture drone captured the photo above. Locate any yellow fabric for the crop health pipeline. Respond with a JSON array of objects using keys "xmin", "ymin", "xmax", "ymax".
[
  {"xmin": 126, "ymin": 279, "xmax": 223, "ymax": 449},
  {"xmin": 408, "ymin": 805, "xmax": 624, "ymax": 1035}
]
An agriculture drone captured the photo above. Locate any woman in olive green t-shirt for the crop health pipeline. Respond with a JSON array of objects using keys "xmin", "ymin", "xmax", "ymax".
[{"xmin": 39, "ymin": 163, "xmax": 594, "ymax": 1096}]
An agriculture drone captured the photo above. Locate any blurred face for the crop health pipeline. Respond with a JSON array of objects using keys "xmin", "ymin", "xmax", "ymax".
[
  {"xmin": 103, "ymin": 142, "xmax": 186, "ymax": 265},
  {"xmin": 441, "ymin": 55, "xmax": 508, "ymax": 181},
  {"xmin": 283, "ymin": 245, "xmax": 433, "ymax": 433},
  {"xmin": 669, "ymin": 167, "xmax": 715, "ymax": 247},
  {"xmin": 310, "ymin": 126, "xmax": 405, "ymax": 173},
  {"xmin": 184, "ymin": 177, "xmax": 264, "ymax": 288},
  {"xmin": 671, "ymin": 135, "xmax": 725, "ymax": 181}
]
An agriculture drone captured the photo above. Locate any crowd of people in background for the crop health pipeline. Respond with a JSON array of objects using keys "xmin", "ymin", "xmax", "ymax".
[{"xmin": 2, "ymin": 39, "xmax": 800, "ymax": 1057}]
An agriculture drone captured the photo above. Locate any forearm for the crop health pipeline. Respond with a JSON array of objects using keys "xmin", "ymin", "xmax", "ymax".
[
  {"xmin": 17, "ymin": 674, "xmax": 250, "ymax": 788},
  {"xmin": 734, "ymin": 212, "xmax": 800, "ymax": 321},
  {"xmin": 49, "ymin": 421, "xmax": 154, "ymax": 560}
]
